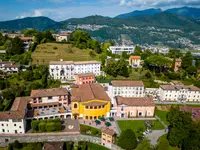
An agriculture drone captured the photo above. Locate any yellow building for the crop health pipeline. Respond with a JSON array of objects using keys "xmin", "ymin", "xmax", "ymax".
[
  {"xmin": 101, "ymin": 128, "xmax": 116, "ymax": 148},
  {"xmin": 71, "ymin": 83, "xmax": 111, "ymax": 120}
]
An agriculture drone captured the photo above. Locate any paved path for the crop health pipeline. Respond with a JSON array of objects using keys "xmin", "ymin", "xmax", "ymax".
[{"xmin": 145, "ymin": 129, "xmax": 166, "ymax": 145}]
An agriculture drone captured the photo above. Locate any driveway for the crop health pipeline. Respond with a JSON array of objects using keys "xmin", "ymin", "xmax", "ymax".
[{"xmin": 145, "ymin": 129, "xmax": 166, "ymax": 145}]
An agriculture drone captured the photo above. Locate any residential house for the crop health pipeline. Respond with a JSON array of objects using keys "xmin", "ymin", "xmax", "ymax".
[
  {"xmin": 49, "ymin": 60, "xmax": 101, "ymax": 81},
  {"xmin": 55, "ymin": 34, "xmax": 71, "ymax": 42},
  {"xmin": 174, "ymin": 58, "xmax": 182, "ymax": 72},
  {"xmin": 113, "ymin": 96, "xmax": 155, "ymax": 118},
  {"xmin": 19, "ymin": 37, "xmax": 33, "ymax": 51},
  {"xmin": 74, "ymin": 73, "xmax": 96, "ymax": 85},
  {"xmin": 101, "ymin": 128, "xmax": 116, "ymax": 149},
  {"xmin": 71, "ymin": 83, "xmax": 111, "ymax": 120},
  {"xmin": 0, "ymin": 97, "xmax": 30, "ymax": 134},
  {"xmin": 129, "ymin": 56, "xmax": 141, "ymax": 67},
  {"xmin": 159, "ymin": 85, "xmax": 200, "ymax": 102},
  {"xmin": 0, "ymin": 61, "xmax": 19, "ymax": 73},
  {"xmin": 27, "ymin": 88, "xmax": 71, "ymax": 120},
  {"xmin": 108, "ymin": 46, "xmax": 135, "ymax": 55},
  {"xmin": 43, "ymin": 142, "xmax": 64, "ymax": 150},
  {"xmin": 108, "ymin": 80, "xmax": 145, "ymax": 104}
]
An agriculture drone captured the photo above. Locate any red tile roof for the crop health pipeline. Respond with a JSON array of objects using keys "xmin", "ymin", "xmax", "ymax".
[
  {"xmin": 111, "ymin": 80, "xmax": 144, "ymax": 87},
  {"xmin": 115, "ymin": 96, "xmax": 154, "ymax": 106},
  {"xmin": 129, "ymin": 56, "xmax": 141, "ymax": 59}
]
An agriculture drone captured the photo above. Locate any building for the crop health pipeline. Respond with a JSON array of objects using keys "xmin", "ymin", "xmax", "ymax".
[
  {"xmin": 174, "ymin": 59, "xmax": 182, "ymax": 72},
  {"xmin": 101, "ymin": 128, "xmax": 116, "ymax": 148},
  {"xmin": 180, "ymin": 106, "xmax": 200, "ymax": 120},
  {"xmin": 108, "ymin": 80, "xmax": 145, "ymax": 104},
  {"xmin": 74, "ymin": 73, "xmax": 96, "ymax": 85},
  {"xmin": 71, "ymin": 83, "xmax": 111, "ymax": 120},
  {"xmin": 27, "ymin": 88, "xmax": 72, "ymax": 120},
  {"xmin": 108, "ymin": 46, "xmax": 135, "ymax": 55},
  {"xmin": 49, "ymin": 60, "xmax": 101, "ymax": 81},
  {"xmin": 159, "ymin": 85, "xmax": 200, "ymax": 102},
  {"xmin": 0, "ymin": 97, "xmax": 30, "ymax": 134},
  {"xmin": 113, "ymin": 96, "xmax": 155, "ymax": 118},
  {"xmin": 43, "ymin": 142, "xmax": 64, "ymax": 150},
  {"xmin": 19, "ymin": 37, "xmax": 33, "ymax": 51},
  {"xmin": 129, "ymin": 56, "xmax": 141, "ymax": 67},
  {"xmin": 55, "ymin": 34, "xmax": 71, "ymax": 42},
  {"xmin": 0, "ymin": 61, "xmax": 19, "ymax": 73}
]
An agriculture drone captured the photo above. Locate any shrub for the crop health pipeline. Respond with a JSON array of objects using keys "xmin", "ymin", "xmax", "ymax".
[
  {"xmin": 31, "ymin": 120, "xmax": 40, "ymax": 131},
  {"xmin": 38, "ymin": 122, "xmax": 46, "ymax": 132},
  {"xmin": 91, "ymin": 128, "xmax": 98, "ymax": 136},
  {"xmin": 89, "ymin": 50, "xmax": 96, "ymax": 58},
  {"xmin": 46, "ymin": 122, "xmax": 56, "ymax": 132},
  {"xmin": 53, "ymin": 46, "xmax": 58, "ymax": 50},
  {"xmin": 80, "ymin": 125, "xmax": 89, "ymax": 134}
]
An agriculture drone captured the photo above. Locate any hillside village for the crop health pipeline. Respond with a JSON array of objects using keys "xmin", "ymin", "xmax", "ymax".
[{"xmin": 0, "ymin": 28, "xmax": 200, "ymax": 150}]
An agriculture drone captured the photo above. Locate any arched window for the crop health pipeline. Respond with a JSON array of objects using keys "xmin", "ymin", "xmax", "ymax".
[{"xmin": 74, "ymin": 103, "xmax": 78, "ymax": 108}]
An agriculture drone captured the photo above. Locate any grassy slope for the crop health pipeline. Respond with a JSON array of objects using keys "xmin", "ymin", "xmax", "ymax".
[
  {"xmin": 31, "ymin": 43, "xmax": 99, "ymax": 65},
  {"xmin": 155, "ymin": 110, "xmax": 170, "ymax": 126}
]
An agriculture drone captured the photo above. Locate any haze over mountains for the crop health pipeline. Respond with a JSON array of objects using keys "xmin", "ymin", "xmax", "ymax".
[{"xmin": 0, "ymin": 6, "xmax": 200, "ymax": 49}]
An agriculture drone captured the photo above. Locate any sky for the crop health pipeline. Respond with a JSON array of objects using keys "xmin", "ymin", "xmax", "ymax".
[{"xmin": 0, "ymin": 0, "xmax": 200, "ymax": 21}]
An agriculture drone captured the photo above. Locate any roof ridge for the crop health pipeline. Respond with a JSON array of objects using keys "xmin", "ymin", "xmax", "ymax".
[{"xmin": 89, "ymin": 83, "xmax": 95, "ymax": 99}]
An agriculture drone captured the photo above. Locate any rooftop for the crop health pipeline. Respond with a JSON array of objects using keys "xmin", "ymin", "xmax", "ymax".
[
  {"xmin": 31, "ymin": 88, "xmax": 68, "ymax": 98},
  {"xmin": 43, "ymin": 142, "xmax": 64, "ymax": 150},
  {"xmin": 129, "ymin": 56, "xmax": 141, "ymax": 59},
  {"xmin": 49, "ymin": 60, "xmax": 100, "ymax": 65},
  {"xmin": 19, "ymin": 37, "xmax": 33, "ymax": 41},
  {"xmin": 0, "ymin": 97, "xmax": 30, "ymax": 119},
  {"xmin": 102, "ymin": 128, "xmax": 116, "ymax": 136},
  {"xmin": 75, "ymin": 73, "xmax": 95, "ymax": 78},
  {"xmin": 110, "ymin": 80, "xmax": 144, "ymax": 87},
  {"xmin": 115, "ymin": 96, "xmax": 154, "ymax": 106},
  {"xmin": 160, "ymin": 85, "xmax": 200, "ymax": 91},
  {"xmin": 71, "ymin": 83, "xmax": 110, "ymax": 102}
]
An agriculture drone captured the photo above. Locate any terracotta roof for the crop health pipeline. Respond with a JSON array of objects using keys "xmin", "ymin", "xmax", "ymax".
[
  {"xmin": 75, "ymin": 73, "xmax": 95, "ymax": 78},
  {"xmin": 110, "ymin": 80, "xmax": 144, "ymax": 87},
  {"xmin": 43, "ymin": 142, "xmax": 64, "ymax": 150},
  {"xmin": 102, "ymin": 128, "xmax": 116, "ymax": 136},
  {"xmin": 57, "ymin": 34, "xmax": 71, "ymax": 36},
  {"xmin": 30, "ymin": 102, "xmax": 59, "ymax": 107},
  {"xmin": 171, "ymin": 81, "xmax": 184, "ymax": 86},
  {"xmin": 71, "ymin": 83, "xmax": 110, "ymax": 102},
  {"xmin": 160, "ymin": 85, "xmax": 200, "ymax": 91},
  {"xmin": 4, "ymin": 63, "xmax": 19, "ymax": 68},
  {"xmin": 115, "ymin": 96, "xmax": 154, "ymax": 106},
  {"xmin": 30, "ymin": 88, "xmax": 68, "ymax": 98},
  {"xmin": 83, "ymin": 102, "xmax": 108, "ymax": 106},
  {"xmin": 49, "ymin": 60, "xmax": 100, "ymax": 65},
  {"xmin": 19, "ymin": 37, "xmax": 33, "ymax": 41},
  {"xmin": 0, "ymin": 97, "xmax": 30, "ymax": 119},
  {"xmin": 129, "ymin": 56, "xmax": 141, "ymax": 59},
  {"xmin": 175, "ymin": 59, "xmax": 182, "ymax": 62}
]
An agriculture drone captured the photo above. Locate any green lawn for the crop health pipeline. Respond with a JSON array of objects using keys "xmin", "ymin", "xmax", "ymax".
[
  {"xmin": 117, "ymin": 120, "xmax": 165, "ymax": 135},
  {"xmin": 155, "ymin": 110, "xmax": 170, "ymax": 126},
  {"xmin": 32, "ymin": 43, "xmax": 99, "ymax": 65},
  {"xmin": 158, "ymin": 134, "xmax": 181, "ymax": 150}
]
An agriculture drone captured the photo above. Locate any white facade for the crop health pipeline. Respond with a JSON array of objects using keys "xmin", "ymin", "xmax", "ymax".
[
  {"xmin": 108, "ymin": 81, "xmax": 145, "ymax": 104},
  {"xmin": 49, "ymin": 60, "xmax": 101, "ymax": 81},
  {"xmin": 0, "ymin": 62, "xmax": 19, "ymax": 73},
  {"xmin": 56, "ymin": 34, "xmax": 71, "ymax": 42},
  {"xmin": 0, "ymin": 119, "xmax": 26, "ymax": 134},
  {"xmin": 108, "ymin": 46, "xmax": 135, "ymax": 55},
  {"xmin": 159, "ymin": 85, "xmax": 200, "ymax": 102}
]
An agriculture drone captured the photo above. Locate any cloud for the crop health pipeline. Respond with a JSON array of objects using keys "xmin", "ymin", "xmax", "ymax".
[{"xmin": 118, "ymin": 0, "xmax": 200, "ymax": 8}]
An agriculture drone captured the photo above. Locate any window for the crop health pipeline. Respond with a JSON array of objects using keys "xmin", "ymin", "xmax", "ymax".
[
  {"xmin": 74, "ymin": 103, "xmax": 78, "ymax": 108},
  {"xmin": 98, "ymin": 106, "xmax": 101, "ymax": 109},
  {"xmin": 48, "ymin": 96, "xmax": 52, "ymax": 100},
  {"xmin": 19, "ymin": 126, "xmax": 21, "ymax": 129},
  {"xmin": 2, "ymin": 129, "xmax": 5, "ymax": 132},
  {"xmin": 14, "ymin": 124, "xmax": 16, "ymax": 126},
  {"xmin": 1, "ymin": 124, "xmax": 4, "ymax": 126},
  {"xmin": 86, "ymin": 106, "xmax": 88, "ymax": 109},
  {"xmin": 90, "ymin": 106, "xmax": 93, "ymax": 109},
  {"xmin": 94, "ymin": 106, "xmax": 97, "ymax": 109},
  {"xmin": 102, "ymin": 105, "xmax": 105, "ymax": 108}
]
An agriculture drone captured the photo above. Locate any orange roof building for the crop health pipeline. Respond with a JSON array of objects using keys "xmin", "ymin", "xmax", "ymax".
[{"xmin": 129, "ymin": 55, "xmax": 141, "ymax": 67}]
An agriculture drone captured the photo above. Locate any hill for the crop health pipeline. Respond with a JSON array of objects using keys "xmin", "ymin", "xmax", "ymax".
[
  {"xmin": 31, "ymin": 43, "xmax": 99, "ymax": 65},
  {"xmin": 166, "ymin": 7, "xmax": 200, "ymax": 19},
  {"xmin": 0, "ymin": 16, "xmax": 56, "ymax": 31},
  {"xmin": 115, "ymin": 8, "xmax": 162, "ymax": 18}
]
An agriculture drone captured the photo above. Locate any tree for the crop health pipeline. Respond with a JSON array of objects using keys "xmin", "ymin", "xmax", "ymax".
[
  {"xmin": 23, "ymin": 29, "xmax": 38, "ymax": 37},
  {"xmin": 186, "ymin": 65, "xmax": 197, "ymax": 76},
  {"xmin": 39, "ymin": 121, "xmax": 46, "ymax": 132},
  {"xmin": 43, "ymin": 30, "xmax": 55, "ymax": 42},
  {"xmin": 181, "ymin": 52, "xmax": 193, "ymax": 70},
  {"xmin": 167, "ymin": 49, "xmax": 182, "ymax": 59},
  {"xmin": 4, "ymin": 39, "xmax": 13, "ymax": 55},
  {"xmin": 117, "ymin": 57, "xmax": 129, "ymax": 77},
  {"xmin": 104, "ymin": 59, "xmax": 118, "ymax": 77},
  {"xmin": 118, "ymin": 129, "xmax": 138, "ymax": 150},
  {"xmin": 135, "ymin": 138, "xmax": 153, "ymax": 150},
  {"xmin": 134, "ymin": 46, "xmax": 142, "ymax": 55},
  {"xmin": 155, "ymin": 137, "xmax": 169, "ymax": 150},
  {"xmin": 89, "ymin": 50, "xmax": 96, "ymax": 58}
]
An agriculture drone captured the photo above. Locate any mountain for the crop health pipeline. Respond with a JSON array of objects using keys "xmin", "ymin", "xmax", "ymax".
[
  {"xmin": 165, "ymin": 7, "xmax": 200, "ymax": 19},
  {"xmin": 115, "ymin": 8, "xmax": 162, "ymax": 18},
  {"xmin": 0, "ymin": 16, "xmax": 57, "ymax": 31},
  {"xmin": 47, "ymin": 13, "xmax": 200, "ymax": 49}
]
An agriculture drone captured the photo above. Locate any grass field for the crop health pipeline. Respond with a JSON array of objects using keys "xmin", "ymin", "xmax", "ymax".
[
  {"xmin": 32, "ymin": 43, "xmax": 99, "ymax": 65},
  {"xmin": 117, "ymin": 120, "xmax": 165, "ymax": 135},
  {"xmin": 155, "ymin": 110, "xmax": 170, "ymax": 126},
  {"xmin": 158, "ymin": 134, "xmax": 180, "ymax": 150}
]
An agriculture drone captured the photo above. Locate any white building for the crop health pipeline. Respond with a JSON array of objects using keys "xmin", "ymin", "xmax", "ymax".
[
  {"xmin": 0, "ymin": 61, "xmax": 19, "ymax": 73},
  {"xmin": 108, "ymin": 46, "xmax": 135, "ymax": 55},
  {"xmin": 49, "ymin": 60, "xmax": 101, "ymax": 81},
  {"xmin": 0, "ymin": 97, "xmax": 29, "ymax": 134},
  {"xmin": 159, "ymin": 85, "xmax": 200, "ymax": 102},
  {"xmin": 108, "ymin": 80, "xmax": 145, "ymax": 104},
  {"xmin": 55, "ymin": 34, "xmax": 71, "ymax": 42},
  {"xmin": 129, "ymin": 56, "xmax": 141, "ymax": 68},
  {"xmin": 19, "ymin": 37, "xmax": 33, "ymax": 51}
]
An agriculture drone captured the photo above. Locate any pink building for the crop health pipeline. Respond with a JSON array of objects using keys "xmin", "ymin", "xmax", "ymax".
[
  {"xmin": 113, "ymin": 96, "xmax": 155, "ymax": 118},
  {"xmin": 174, "ymin": 58, "xmax": 182, "ymax": 72},
  {"xmin": 74, "ymin": 73, "xmax": 95, "ymax": 85}
]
